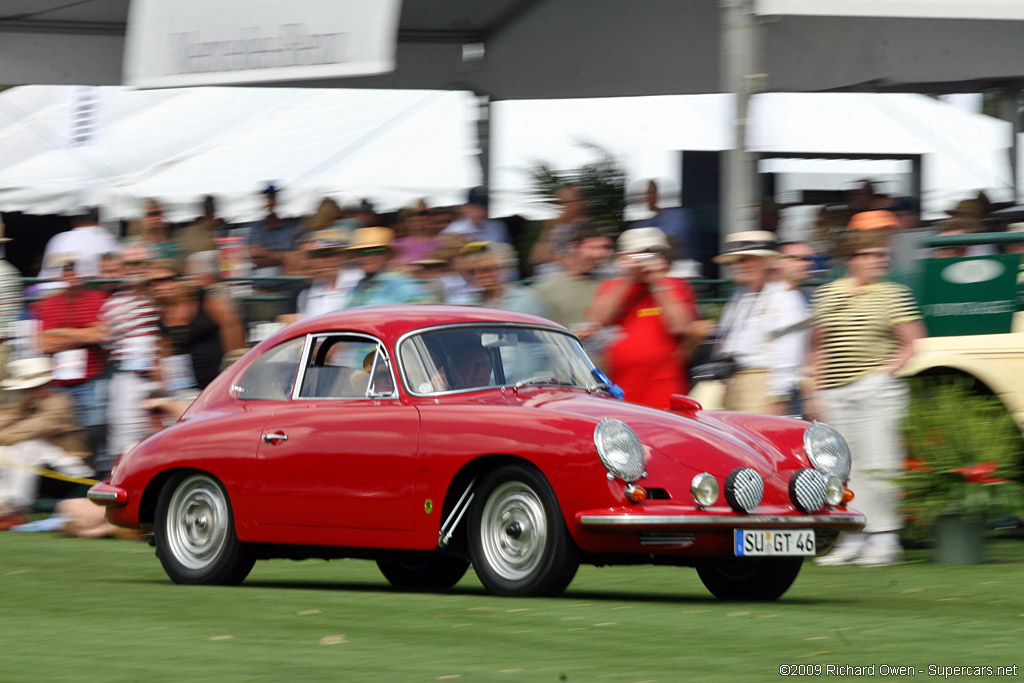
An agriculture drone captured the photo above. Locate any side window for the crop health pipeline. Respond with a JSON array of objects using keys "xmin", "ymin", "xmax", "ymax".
[
  {"xmin": 234, "ymin": 337, "xmax": 305, "ymax": 400},
  {"xmin": 297, "ymin": 334, "xmax": 396, "ymax": 399}
]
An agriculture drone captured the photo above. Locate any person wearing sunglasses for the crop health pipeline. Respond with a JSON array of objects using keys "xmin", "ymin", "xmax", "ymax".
[
  {"xmin": 345, "ymin": 227, "xmax": 438, "ymax": 308},
  {"xmin": 807, "ymin": 229, "xmax": 925, "ymax": 568},
  {"xmin": 98, "ymin": 243, "xmax": 162, "ymax": 477},
  {"xmin": 774, "ymin": 241, "xmax": 819, "ymax": 299}
]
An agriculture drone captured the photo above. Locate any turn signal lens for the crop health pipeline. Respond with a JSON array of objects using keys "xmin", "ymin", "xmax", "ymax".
[
  {"xmin": 624, "ymin": 484, "xmax": 648, "ymax": 503},
  {"xmin": 842, "ymin": 488, "xmax": 855, "ymax": 504}
]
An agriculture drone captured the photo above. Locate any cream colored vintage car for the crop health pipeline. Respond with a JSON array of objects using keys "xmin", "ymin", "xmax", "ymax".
[{"xmin": 900, "ymin": 313, "xmax": 1024, "ymax": 430}]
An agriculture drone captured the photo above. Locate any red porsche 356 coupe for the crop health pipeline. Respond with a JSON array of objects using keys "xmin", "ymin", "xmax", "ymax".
[{"xmin": 89, "ymin": 305, "xmax": 863, "ymax": 599}]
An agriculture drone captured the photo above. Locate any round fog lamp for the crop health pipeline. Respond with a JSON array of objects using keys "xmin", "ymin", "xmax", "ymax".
[
  {"xmin": 824, "ymin": 475, "xmax": 844, "ymax": 506},
  {"xmin": 691, "ymin": 473, "xmax": 719, "ymax": 507}
]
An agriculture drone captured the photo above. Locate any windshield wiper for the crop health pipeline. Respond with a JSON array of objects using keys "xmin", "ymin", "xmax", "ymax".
[{"xmin": 512, "ymin": 376, "xmax": 576, "ymax": 392}]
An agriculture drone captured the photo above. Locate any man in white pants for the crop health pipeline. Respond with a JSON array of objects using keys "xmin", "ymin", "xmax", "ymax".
[{"xmin": 100, "ymin": 243, "xmax": 161, "ymax": 463}]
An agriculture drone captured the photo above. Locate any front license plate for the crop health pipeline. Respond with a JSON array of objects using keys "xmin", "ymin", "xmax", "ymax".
[{"xmin": 734, "ymin": 529, "xmax": 815, "ymax": 556}]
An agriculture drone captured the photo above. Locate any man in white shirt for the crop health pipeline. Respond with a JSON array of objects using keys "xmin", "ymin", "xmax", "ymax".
[
  {"xmin": 38, "ymin": 209, "xmax": 119, "ymax": 285},
  {"xmin": 714, "ymin": 231, "xmax": 808, "ymax": 415}
]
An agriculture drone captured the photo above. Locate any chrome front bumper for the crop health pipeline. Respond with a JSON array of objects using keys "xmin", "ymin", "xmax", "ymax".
[{"xmin": 578, "ymin": 512, "xmax": 866, "ymax": 530}]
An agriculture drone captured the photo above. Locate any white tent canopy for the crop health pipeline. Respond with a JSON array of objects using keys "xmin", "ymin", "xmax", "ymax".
[
  {"xmin": 0, "ymin": 86, "xmax": 479, "ymax": 222},
  {"xmin": 491, "ymin": 92, "xmax": 1013, "ymax": 222},
  {"xmin": 0, "ymin": 87, "xmax": 1014, "ymax": 227}
]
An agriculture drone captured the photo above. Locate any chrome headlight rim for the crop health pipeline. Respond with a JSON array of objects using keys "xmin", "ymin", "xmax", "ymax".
[
  {"xmin": 803, "ymin": 420, "xmax": 852, "ymax": 482},
  {"xmin": 690, "ymin": 473, "xmax": 719, "ymax": 507},
  {"xmin": 593, "ymin": 417, "xmax": 645, "ymax": 483}
]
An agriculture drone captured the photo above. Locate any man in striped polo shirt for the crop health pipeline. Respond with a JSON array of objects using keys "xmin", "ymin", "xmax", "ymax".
[
  {"xmin": 100, "ymin": 243, "xmax": 161, "ymax": 477},
  {"xmin": 806, "ymin": 229, "xmax": 925, "ymax": 567}
]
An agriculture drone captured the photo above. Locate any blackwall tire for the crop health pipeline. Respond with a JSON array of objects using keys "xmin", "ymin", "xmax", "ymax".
[
  {"xmin": 468, "ymin": 464, "xmax": 579, "ymax": 597},
  {"xmin": 154, "ymin": 472, "xmax": 255, "ymax": 585},
  {"xmin": 376, "ymin": 556, "xmax": 470, "ymax": 590},
  {"xmin": 696, "ymin": 557, "xmax": 803, "ymax": 600}
]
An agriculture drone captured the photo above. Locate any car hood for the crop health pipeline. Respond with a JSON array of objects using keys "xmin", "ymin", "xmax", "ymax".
[{"xmin": 520, "ymin": 390, "xmax": 807, "ymax": 477}]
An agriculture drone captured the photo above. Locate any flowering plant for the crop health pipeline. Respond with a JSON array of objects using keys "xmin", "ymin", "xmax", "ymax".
[{"xmin": 899, "ymin": 378, "xmax": 1024, "ymax": 543}]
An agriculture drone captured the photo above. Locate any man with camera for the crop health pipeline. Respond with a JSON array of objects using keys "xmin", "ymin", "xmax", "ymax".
[
  {"xmin": 707, "ymin": 231, "xmax": 808, "ymax": 415},
  {"xmin": 585, "ymin": 227, "xmax": 699, "ymax": 410}
]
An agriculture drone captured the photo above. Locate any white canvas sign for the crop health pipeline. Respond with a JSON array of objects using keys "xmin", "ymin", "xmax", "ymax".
[{"xmin": 125, "ymin": 0, "xmax": 402, "ymax": 88}]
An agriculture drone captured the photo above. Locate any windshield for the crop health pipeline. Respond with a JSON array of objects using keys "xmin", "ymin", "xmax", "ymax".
[{"xmin": 399, "ymin": 325, "xmax": 598, "ymax": 395}]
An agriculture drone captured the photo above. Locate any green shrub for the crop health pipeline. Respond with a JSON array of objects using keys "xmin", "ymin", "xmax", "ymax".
[{"xmin": 899, "ymin": 377, "xmax": 1024, "ymax": 544}]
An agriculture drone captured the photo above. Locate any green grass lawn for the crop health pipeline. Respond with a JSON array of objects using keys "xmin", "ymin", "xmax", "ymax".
[{"xmin": 1, "ymin": 533, "xmax": 1022, "ymax": 682}]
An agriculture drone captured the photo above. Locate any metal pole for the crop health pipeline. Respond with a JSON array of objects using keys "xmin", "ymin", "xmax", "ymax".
[
  {"xmin": 475, "ymin": 93, "xmax": 491, "ymax": 189},
  {"xmin": 997, "ymin": 86, "xmax": 1019, "ymax": 203},
  {"xmin": 720, "ymin": 0, "xmax": 762, "ymax": 243}
]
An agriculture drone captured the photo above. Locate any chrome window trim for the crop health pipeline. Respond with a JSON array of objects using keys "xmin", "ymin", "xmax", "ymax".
[
  {"xmin": 395, "ymin": 322, "xmax": 593, "ymax": 398},
  {"xmin": 234, "ymin": 335, "xmax": 307, "ymax": 402},
  {"xmin": 292, "ymin": 331, "xmax": 400, "ymax": 401}
]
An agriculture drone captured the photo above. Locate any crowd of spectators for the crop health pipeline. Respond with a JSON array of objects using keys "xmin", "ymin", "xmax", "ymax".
[{"xmin": 0, "ymin": 177, "xmax": 1020, "ymax": 554}]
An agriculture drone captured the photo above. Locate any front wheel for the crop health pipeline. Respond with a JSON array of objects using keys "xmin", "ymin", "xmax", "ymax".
[
  {"xmin": 376, "ymin": 556, "xmax": 470, "ymax": 590},
  {"xmin": 468, "ymin": 464, "xmax": 579, "ymax": 597},
  {"xmin": 696, "ymin": 557, "xmax": 803, "ymax": 600},
  {"xmin": 154, "ymin": 472, "xmax": 255, "ymax": 585}
]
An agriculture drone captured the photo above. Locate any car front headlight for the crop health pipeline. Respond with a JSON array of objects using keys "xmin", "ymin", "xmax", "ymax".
[
  {"xmin": 594, "ymin": 418, "xmax": 645, "ymax": 483},
  {"xmin": 803, "ymin": 421, "xmax": 852, "ymax": 481},
  {"xmin": 691, "ymin": 473, "xmax": 719, "ymax": 507}
]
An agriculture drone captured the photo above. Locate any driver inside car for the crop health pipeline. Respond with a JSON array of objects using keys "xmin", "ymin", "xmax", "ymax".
[{"xmin": 452, "ymin": 345, "xmax": 492, "ymax": 389}]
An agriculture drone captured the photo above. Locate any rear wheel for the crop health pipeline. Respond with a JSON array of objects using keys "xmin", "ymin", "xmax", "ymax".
[
  {"xmin": 696, "ymin": 557, "xmax": 803, "ymax": 600},
  {"xmin": 376, "ymin": 556, "xmax": 470, "ymax": 590},
  {"xmin": 468, "ymin": 464, "xmax": 579, "ymax": 597},
  {"xmin": 154, "ymin": 472, "xmax": 255, "ymax": 585}
]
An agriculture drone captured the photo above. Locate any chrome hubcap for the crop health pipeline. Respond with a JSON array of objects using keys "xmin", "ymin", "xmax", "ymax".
[
  {"xmin": 165, "ymin": 474, "xmax": 228, "ymax": 570},
  {"xmin": 479, "ymin": 481, "xmax": 547, "ymax": 581}
]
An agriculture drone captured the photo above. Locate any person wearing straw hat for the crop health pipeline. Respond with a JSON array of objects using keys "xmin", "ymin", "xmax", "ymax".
[
  {"xmin": 345, "ymin": 227, "xmax": 438, "ymax": 308},
  {"xmin": 0, "ymin": 357, "xmax": 93, "ymax": 527},
  {"xmin": 0, "ymin": 218, "xmax": 24, "ymax": 384},
  {"xmin": 711, "ymin": 231, "xmax": 809, "ymax": 415}
]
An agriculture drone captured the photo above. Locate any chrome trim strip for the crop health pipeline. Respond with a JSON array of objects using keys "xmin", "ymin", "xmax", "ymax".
[
  {"xmin": 579, "ymin": 513, "xmax": 866, "ymax": 527},
  {"xmin": 87, "ymin": 490, "xmax": 118, "ymax": 502}
]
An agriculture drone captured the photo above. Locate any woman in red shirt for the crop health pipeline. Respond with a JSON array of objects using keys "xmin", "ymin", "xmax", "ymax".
[{"xmin": 586, "ymin": 228, "xmax": 698, "ymax": 410}]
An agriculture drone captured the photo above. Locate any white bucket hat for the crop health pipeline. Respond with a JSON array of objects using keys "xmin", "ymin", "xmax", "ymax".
[
  {"xmin": 2, "ymin": 357, "xmax": 53, "ymax": 391},
  {"xmin": 617, "ymin": 227, "xmax": 670, "ymax": 253}
]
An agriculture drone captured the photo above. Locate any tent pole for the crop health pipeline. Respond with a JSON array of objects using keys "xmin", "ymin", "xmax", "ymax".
[
  {"xmin": 475, "ymin": 92, "xmax": 491, "ymax": 190},
  {"xmin": 997, "ymin": 86, "xmax": 1020, "ymax": 203},
  {"xmin": 720, "ymin": 0, "xmax": 762, "ymax": 244}
]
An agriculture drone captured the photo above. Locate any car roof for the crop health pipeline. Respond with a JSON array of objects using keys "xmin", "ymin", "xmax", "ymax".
[{"xmin": 265, "ymin": 305, "xmax": 566, "ymax": 346}]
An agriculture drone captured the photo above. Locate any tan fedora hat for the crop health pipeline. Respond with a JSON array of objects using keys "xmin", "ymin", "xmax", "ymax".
[
  {"xmin": 713, "ymin": 230, "xmax": 781, "ymax": 264},
  {"xmin": 346, "ymin": 226, "xmax": 395, "ymax": 251}
]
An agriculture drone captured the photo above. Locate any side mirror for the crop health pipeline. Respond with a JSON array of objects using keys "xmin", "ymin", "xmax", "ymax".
[{"xmin": 670, "ymin": 394, "xmax": 702, "ymax": 415}]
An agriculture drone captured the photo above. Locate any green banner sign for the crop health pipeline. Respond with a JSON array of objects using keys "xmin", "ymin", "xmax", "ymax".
[{"xmin": 920, "ymin": 255, "xmax": 1019, "ymax": 337}]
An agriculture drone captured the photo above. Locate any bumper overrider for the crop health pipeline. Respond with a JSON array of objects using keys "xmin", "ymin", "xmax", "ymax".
[{"xmin": 87, "ymin": 482, "xmax": 128, "ymax": 506}]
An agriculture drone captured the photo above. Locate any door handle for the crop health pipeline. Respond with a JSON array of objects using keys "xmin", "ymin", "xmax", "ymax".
[{"xmin": 262, "ymin": 432, "xmax": 289, "ymax": 444}]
